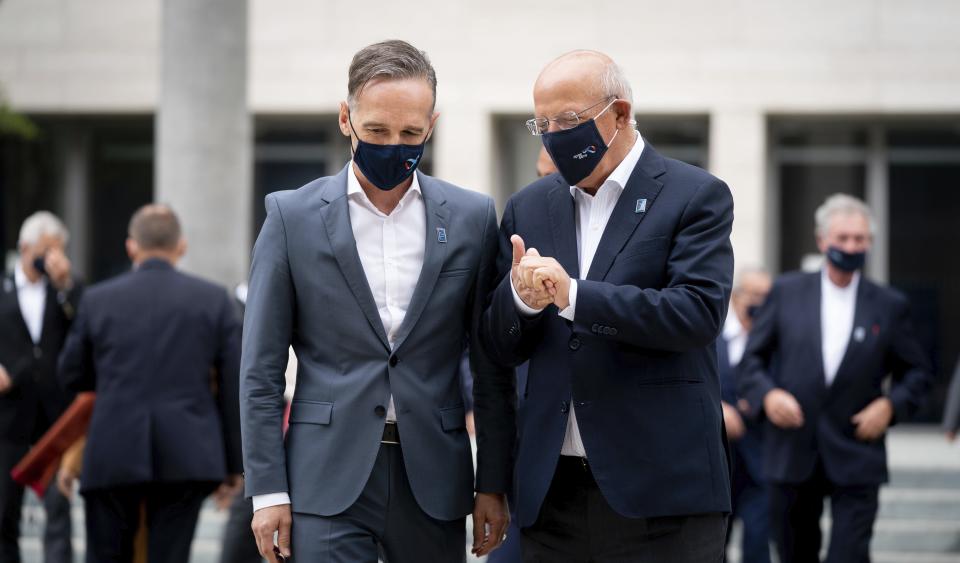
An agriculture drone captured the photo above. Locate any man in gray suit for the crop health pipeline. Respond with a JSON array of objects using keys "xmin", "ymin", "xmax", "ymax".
[{"xmin": 241, "ymin": 40, "xmax": 515, "ymax": 563}]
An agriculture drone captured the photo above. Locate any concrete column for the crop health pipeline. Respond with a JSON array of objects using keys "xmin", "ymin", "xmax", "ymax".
[
  {"xmin": 709, "ymin": 108, "xmax": 768, "ymax": 271},
  {"xmin": 57, "ymin": 125, "xmax": 91, "ymax": 280},
  {"xmin": 156, "ymin": 0, "xmax": 250, "ymax": 288},
  {"xmin": 433, "ymin": 105, "xmax": 493, "ymax": 198}
]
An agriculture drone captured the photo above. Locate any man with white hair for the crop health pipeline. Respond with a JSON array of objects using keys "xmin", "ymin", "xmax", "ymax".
[
  {"xmin": 738, "ymin": 193, "xmax": 932, "ymax": 563},
  {"xmin": 0, "ymin": 211, "xmax": 80, "ymax": 563},
  {"xmin": 483, "ymin": 50, "xmax": 733, "ymax": 561}
]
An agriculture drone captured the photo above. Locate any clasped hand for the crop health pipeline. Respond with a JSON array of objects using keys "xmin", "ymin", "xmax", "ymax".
[{"xmin": 510, "ymin": 235, "xmax": 571, "ymax": 311}]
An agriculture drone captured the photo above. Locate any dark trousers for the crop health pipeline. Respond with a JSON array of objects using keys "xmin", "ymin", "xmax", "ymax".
[
  {"xmin": 769, "ymin": 462, "xmax": 879, "ymax": 563},
  {"xmin": 724, "ymin": 451, "xmax": 770, "ymax": 563},
  {"xmin": 0, "ymin": 440, "xmax": 73, "ymax": 563},
  {"xmin": 219, "ymin": 494, "xmax": 261, "ymax": 563},
  {"xmin": 291, "ymin": 442, "xmax": 466, "ymax": 563},
  {"xmin": 82, "ymin": 481, "xmax": 215, "ymax": 563},
  {"xmin": 521, "ymin": 456, "xmax": 727, "ymax": 563}
]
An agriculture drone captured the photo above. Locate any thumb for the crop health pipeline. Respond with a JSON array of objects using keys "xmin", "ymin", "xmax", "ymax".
[
  {"xmin": 510, "ymin": 235, "xmax": 525, "ymax": 265},
  {"xmin": 526, "ymin": 247, "xmax": 541, "ymax": 257}
]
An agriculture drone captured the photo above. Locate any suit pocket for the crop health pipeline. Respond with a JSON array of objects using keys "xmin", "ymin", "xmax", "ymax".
[
  {"xmin": 438, "ymin": 268, "xmax": 471, "ymax": 278},
  {"xmin": 440, "ymin": 405, "xmax": 466, "ymax": 431},
  {"xmin": 288, "ymin": 400, "xmax": 333, "ymax": 425},
  {"xmin": 616, "ymin": 236, "xmax": 669, "ymax": 262}
]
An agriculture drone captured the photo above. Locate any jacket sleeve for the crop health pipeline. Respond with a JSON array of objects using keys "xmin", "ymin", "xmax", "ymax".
[
  {"xmin": 57, "ymin": 293, "xmax": 97, "ymax": 393},
  {"xmin": 885, "ymin": 295, "xmax": 933, "ymax": 425},
  {"xmin": 481, "ymin": 197, "xmax": 548, "ymax": 368},
  {"xmin": 471, "ymin": 198, "xmax": 517, "ymax": 494},
  {"xmin": 240, "ymin": 194, "xmax": 295, "ymax": 498},
  {"xmin": 215, "ymin": 290, "xmax": 244, "ymax": 475},
  {"xmin": 571, "ymin": 178, "xmax": 734, "ymax": 352},
  {"xmin": 736, "ymin": 280, "xmax": 782, "ymax": 419}
]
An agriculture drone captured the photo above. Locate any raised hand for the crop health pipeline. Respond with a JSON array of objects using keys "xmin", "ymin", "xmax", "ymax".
[{"xmin": 510, "ymin": 235, "xmax": 554, "ymax": 310}]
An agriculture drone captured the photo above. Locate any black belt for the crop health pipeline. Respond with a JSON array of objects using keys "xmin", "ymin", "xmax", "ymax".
[
  {"xmin": 381, "ymin": 422, "xmax": 400, "ymax": 445},
  {"xmin": 557, "ymin": 455, "xmax": 595, "ymax": 486}
]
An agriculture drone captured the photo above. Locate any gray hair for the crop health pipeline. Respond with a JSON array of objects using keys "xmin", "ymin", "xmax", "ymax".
[
  {"xmin": 600, "ymin": 60, "xmax": 634, "ymax": 108},
  {"xmin": 814, "ymin": 193, "xmax": 875, "ymax": 238},
  {"xmin": 733, "ymin": 265, "xmax": 770, "ymax": 292},
  {"xmin": 18, "ymin": 211, "xmax": 69, "ymax": 248},
  {"xmin": 347, "ymin": 40, "xmax": 437, "ymax": 111}
]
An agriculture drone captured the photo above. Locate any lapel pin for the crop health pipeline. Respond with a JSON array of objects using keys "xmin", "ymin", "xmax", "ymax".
[
  {"xmin": 635, "ymin": 198, "xmax": 647, "ymax": 214},
  {"xmin": 853, "ymin": 326, "xmax": 866, "ymax": 343},
  {"xmin": 436, "ymin": 227, "xmax": 447, "ymax": 243}
]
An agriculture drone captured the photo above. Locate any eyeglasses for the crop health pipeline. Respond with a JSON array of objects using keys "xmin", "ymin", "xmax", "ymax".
[{"xmin": 525, "ymin": 97, "xmax": 618, "ymax": 136}]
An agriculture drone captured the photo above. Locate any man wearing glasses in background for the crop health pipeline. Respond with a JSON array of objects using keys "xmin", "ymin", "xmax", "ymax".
[{"xmin": 483, "ymin": 50, "xmax": 734, "ymax": 561}]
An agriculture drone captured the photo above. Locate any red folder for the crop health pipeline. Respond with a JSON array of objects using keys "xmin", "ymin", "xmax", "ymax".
[{"xmin": 11, "ymin": 393, "xmax": 95, "ymax": 497}]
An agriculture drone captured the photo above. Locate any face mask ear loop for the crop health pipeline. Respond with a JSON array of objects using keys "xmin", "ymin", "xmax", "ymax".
[
  {"xmin": 605, "ymin": 127, "xmax": 620, "ymax": 148},
  {"xmin": 347, "ymin": 110, "xmax": 360, "ymax": 158}
]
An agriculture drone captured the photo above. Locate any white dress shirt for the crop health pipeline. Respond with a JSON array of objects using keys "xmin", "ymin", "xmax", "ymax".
[
  {"xmin": 512, "ymin": 134, "xmax": 645, "ymax": 458},
  {"xmin": 723, "ymin": 311, "xmax": 747, "ymax": 368},
  {"xmin": 15, "ymin": 262, "xmax": 47, "ymax": 344},
  {"xmin": 253, "ymin": 164, "xmax": 426, "ymax": 512},
  {"xmin": 821, "ymin": 269, "xmax": 860, "ymax": 386}
]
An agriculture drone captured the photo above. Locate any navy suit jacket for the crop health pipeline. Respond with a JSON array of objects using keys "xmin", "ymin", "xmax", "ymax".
[
  {"xmin": 737, "ymin": 271, "xmax": 932, "ymax": 486},
  {"xmin": 59, "ymin": 258, "xmax": 243, "ymax": 492},
  {"xmin": 717, "ymin": 336, "xmax": 764, "ymax": 484},
  {"xmin": 483, "ymin": 143, "xmax": 734, "ymax": 525}
]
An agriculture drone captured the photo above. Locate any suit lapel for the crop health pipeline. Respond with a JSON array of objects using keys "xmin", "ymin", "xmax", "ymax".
[
  {"xmin": 318, "ymin": 166, "xmax": 391, "ymax": 351},
  {"xmin": 585, "ymin": 145, "xmax": 666, "ymax": 281},
  {"xmin": 2, "ymin": 274, "xmax": 37, "ymax": 345},
  {"xmin": 392, "ymin": 173, "xmax": 449, "ymax": 352},
  {"xmin": 809, "ymin": 274, "xmax": 827, "ymax": 393},
  {"xmin": 547, "ymin": 179, "xmax": 580, "ymax": 279}
]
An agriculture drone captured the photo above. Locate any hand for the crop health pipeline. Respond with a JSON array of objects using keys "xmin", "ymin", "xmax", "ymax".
[
  {"xmin": 528, "ymin": 259, "xmax": 571, "ymax": 310},
  {"xmin": 510, "ymin": 235, "xmax": 553, "ymax": 310},
  {"xmin": 43, "ymin": 248, "xmax": 73, "ymax": 292},
  {"xmin": 56, "ymin": 467, "xmax": 78, "ymax": 499},
  {"xmin": 722, "ymin": 401, "xmax": 746, "ymax": 441},
  {"xmin": 947, "ymin": 430, "xmax": 957, "ymax": 443},
  {"xmin": 471, "ymin": 492, "xmax": 509, "ymax": 556},
  {"xmin": 0, "ymin": 366, "xmax": 11, "ymax": 395},
  {"xmin": 851, "ymin": 397, "xmax": 894, "ymax": 442},
  {"xmin": 252, "ymin": 504, "xmax": 292, "ymax": 562},
  {"xmin": 212, "ymin": 474, "xmax": 243, "ymax": 511},
  {"xmin": 763, "ymin": 388, "xmax": 804, "ymax": 429}
]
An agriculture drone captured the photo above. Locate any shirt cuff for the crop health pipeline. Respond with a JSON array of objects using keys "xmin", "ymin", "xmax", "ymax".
[
  {"xmin": 558, "ymin": 279, "xmax": 577, "ymax": 321},
  {"xmin": 252, "ymin": 492, "xmax": 291, "ymax": 512},
  {"xmin": 510, "ymin": 277, "xmax": 546, "ymax": 317}
]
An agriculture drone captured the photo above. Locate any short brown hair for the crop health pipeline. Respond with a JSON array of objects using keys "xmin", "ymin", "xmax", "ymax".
[
  {"xmin": 347, "ymin": 40, "xmax": 437, "ymax": 110},
  {"xmin": 128, "ymin": 204, "xmax": 182, "ymax": 250}
]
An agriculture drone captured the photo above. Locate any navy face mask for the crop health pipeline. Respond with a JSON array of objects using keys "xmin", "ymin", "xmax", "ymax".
[
  {"xmin": 32, "ymin": 255, "xmax": 47, "ymax": 277},
  {"xmin": 541, "ymin": 101, "xmax": 619, "ymax": 187},
  {"xmin": 348, "ymin": 114, "xmax": 428, "ymax": 191},
  {"xmin": 826, "ymin": 246, "xmax": 866, "ymax": 272}
]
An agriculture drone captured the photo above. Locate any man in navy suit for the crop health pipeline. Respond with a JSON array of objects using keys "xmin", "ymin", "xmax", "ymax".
[
  {"xmin": 483, "ymin": 50, "xmax": 733, "ymax": 562},
  {"xmin": 738, "ymin": 194, "xmax": 932, "ymax": 563},
  {"xmin": 718, "ymin": 268, "xmax": 772, "ymax": 563},
  {"xmin": 59, "ymin": 205, "xmax": 243, "ymax": 563}
]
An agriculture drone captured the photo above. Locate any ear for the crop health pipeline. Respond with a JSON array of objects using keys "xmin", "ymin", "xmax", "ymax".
[
  {"xmin": 125, "ymin": 238, "xmax": 138, "ymax": 261},
  {"xmin": 176, "ymin": 237, "xmax": 187, "ymax": 258},
  {"xmin": 614, "ymin": 99, "xmax": 633, "ymax": 130},
  {"xmin": 338, "ymin": 102, "xmax": 352, "ymax": 137},
  {"xmin": 425, "ymin": 111, "xmax": 440, "ymax": 142},
  {"xmin": 815, "ymin": 234, "xmax": 828, "ymax": 254}
]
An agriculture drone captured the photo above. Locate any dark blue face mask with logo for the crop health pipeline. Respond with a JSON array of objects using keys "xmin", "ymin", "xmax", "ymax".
[
  {"xmin": 826, "ymin": 246, "xmax": 866, "ymax": 272},
  {"xmin": 348, "ymin": 114, "xmax": 428, "ymax": 191},
  {"xmin": 540, "ymin": 99, "xmax": 620, "ymax": 186}
]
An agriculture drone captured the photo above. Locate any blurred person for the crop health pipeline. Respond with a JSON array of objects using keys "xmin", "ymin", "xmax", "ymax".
[
  {"xmin": 0, "ymin": 211, "xmax": 80, "ymax": 563},
  {"xmin": 738, "ymin": 194, "xmax": 932, "ymax": 563},
  {"xmin": 719, "ymin": 267, "xmax": 772, "ymax": 563},
  {"xmin": 942, "ymin": 357, "xmax": 960, "ymax": 441},
  {"xmin": 241, "ymin": 40, "xmax": 514, "ymax": 563},
  {"xmin": 487, "ymin": 144, "xmax": 558, "ymax": 563},
  {"xmin": 58, "ymin": 204, "xmax": 243, "ymax": 563},
  {"xmin": 483, "ymin": 50, "xmax": 733, "ymax": 562}
]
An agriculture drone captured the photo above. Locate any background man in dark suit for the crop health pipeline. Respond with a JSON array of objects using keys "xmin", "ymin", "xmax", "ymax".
[
  {"xmin": 738, "ymin": 194, "xmax": 932, "ymax": 563},
  {"xmin": 0, "ymin": 211, "xmax": 79, "ymax": 563},
  {"xmin": 58, "ymin": 204, "xmax": 242, "ymax": 563},
  {"xmin": 241, "ymin": 40, "xmax": 514, "ymax": 563},
  {"xmin": 483, "ymin": 50, "xmax": 733, "ymax": 562},
  {"xmin": 718, "ymin": 267, "xmax": 772, "ymax": 563}
]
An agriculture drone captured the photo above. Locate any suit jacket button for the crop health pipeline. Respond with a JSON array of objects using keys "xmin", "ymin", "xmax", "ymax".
[
  {"xmin": 568, "ymin": 337, "xmax": 581, "ymax": 351},
  {"xmin": 389, "ymin": 355, "xmax": 398, "ymax": 367},
  {"xmin": 560, "ymin": 401, "xmax": 569, "ymax": 414},
  {"xmin": 33, "ymin": 346, "xmax": 42, "ymax": 360},
  {"xmin": 508, "ymin": 325, "xmax": 520, "ymax": 337},
  {"xmin": 374, "ymin": 405, "xmax": 387, "ymax": 418}
]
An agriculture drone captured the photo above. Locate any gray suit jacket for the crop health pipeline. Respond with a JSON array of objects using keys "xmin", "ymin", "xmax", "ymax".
[
  {"xmin": 240, "ymin": 165, "xmax": 515, "ymax": 521},
  {"xmin": 943, "ymin": 358, "xmax": 960, "ymax": 433}
]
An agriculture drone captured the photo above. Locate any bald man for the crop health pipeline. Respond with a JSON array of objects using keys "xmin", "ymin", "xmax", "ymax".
[{"xmin": 483, "ymin": 51, "xmax": 733, "ymax": 562}]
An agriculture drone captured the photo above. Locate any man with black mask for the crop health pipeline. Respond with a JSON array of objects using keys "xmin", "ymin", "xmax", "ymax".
[
  {"xmin": 241, "ymin": 40, "xmax": 514, "ymax": 562},
  {"xmin": 738, "ymin": 193, "xmax": 932, "ymax": 563}
]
